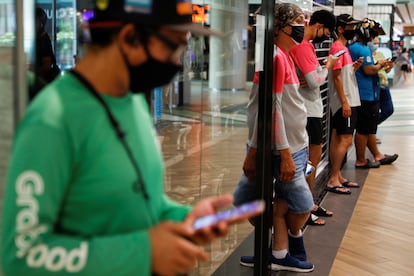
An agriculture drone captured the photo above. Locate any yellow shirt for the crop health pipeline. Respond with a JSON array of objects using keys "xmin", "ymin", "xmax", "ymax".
[{"xmin": 373, "ymin": 51, "xmax": 388, "ymax": 87}]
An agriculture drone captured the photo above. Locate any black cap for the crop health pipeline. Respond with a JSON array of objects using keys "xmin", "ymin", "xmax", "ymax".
[
  {"xmin": 90, "ymin": 0, "xmax": 222, "ymax": 36},
  {"xmin": 336, "ymin": 14, "xmax": 361, "ymax": 27}
]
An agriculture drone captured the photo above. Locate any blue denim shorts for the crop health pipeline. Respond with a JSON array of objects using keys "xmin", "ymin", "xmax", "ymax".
[
  {"xmin": 233, "ymin": 172, "xmax": 259, "ymax": 206},
  {"xmin": 273, "ymin": 147, "xmax": 314, "ymax": 214},
  {"xmin": 233, "ymin": 145, "xmax": 260, "ymax": 206}
]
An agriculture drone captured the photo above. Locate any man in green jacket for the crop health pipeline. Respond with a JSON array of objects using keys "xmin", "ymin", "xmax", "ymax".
[{"xmin": 1, "ymin": 1, "xmax": 240, "ymax": 275}]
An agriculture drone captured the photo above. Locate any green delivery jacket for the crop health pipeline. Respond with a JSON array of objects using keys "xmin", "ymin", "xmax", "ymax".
[{"xmin": 1, "ymin": 74, "xmax": 191, "ymax": 275}]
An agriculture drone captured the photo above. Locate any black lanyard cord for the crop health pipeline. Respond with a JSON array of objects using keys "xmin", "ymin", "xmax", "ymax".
[{"xmin": 70, "ymin": 70, "xmax": 149, "ymax": 200}]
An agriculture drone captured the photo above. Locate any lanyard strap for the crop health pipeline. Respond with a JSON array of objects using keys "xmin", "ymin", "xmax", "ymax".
[{"xmin": 70, "ymin": 70, "xmax": 149, "ymax": 199}]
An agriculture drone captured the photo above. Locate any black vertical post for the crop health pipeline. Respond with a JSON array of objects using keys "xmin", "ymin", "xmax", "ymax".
[
  {"xmin": 390, "ymin": 5, "xmax": 395, "ymax": 49},
  {"xmin": 254, "ymin": 0, "xmax": 275, "ymax": 275},
  {"xmin": 52, "ymin": 0, "xmax": 57, "ymax": 54}
]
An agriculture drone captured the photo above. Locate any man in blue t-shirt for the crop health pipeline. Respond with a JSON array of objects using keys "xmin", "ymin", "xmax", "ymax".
[{"xmin": 348, "ymin": 18, "xmax": 398, "ymax": 168}]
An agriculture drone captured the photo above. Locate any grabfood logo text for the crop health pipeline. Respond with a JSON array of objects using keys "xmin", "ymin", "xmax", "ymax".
[{"xmin": 15, "ymin": 171, "xmax": 88, "ymax": 272}]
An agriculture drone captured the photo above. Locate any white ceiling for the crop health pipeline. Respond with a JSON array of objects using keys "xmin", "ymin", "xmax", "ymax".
[{"xmin": 395, "ymin": 3, "xmax": 414, "ymax": 24}]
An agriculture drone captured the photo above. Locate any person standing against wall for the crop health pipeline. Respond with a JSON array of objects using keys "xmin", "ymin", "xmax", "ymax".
[
  {"xmin": 290, "ymin": 9, "xmax": 337, "ymax": 226},
  {"xmin": 348, "ymin": 18, "xmax": 398, "ymax": 169},
  {"xmin": 368, "ymin": 22, "xmax": 394, "ymax": 130},
  {"xmin": 326, "ymin": 14, "xmax": 362, "ymax": 194},
  {"xmin": 239, "ymin": 3, "xmax": 315, "ymax": 272}
]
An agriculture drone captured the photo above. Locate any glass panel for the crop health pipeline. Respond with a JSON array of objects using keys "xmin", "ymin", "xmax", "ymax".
[
  {"xmin": 158, "ymin": 1, "xmax": 252, "ymax": 274},
  {"xmin": 0, "ymin": 0, "xmax": 16, "ymax": 272},
  {"xmin": 0, "ymin": 1, "xmax": 16, "ymax": 47},
  {"xmin": 35, "ymin": 0, "xmax": 77, "ymax": 70},
  {"xmin": 68, "ymin": 1, "xmax": 254, "ymax": 273}
]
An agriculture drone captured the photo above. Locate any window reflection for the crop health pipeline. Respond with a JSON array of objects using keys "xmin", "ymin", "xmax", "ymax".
[{"xmin": 0, "ymin": 1, "xmax": 18, "ymax": 47}]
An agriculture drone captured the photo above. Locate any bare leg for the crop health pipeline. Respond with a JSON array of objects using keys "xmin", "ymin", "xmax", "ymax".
[
  {"xmin": 306, "ymin": 144, "xmax": 322, "ymax": 192},
  {"xmin": 287, "ymin": 211, "xmax": 310, "ymax": 235},
  {"xmin": 354, "ymin": 132, "xmax": 369, "ymax": 165},
  {"xmin": 273, "ymin": 199, "xmax": 289, "ymax": 251},
  {"xmin": 367, "ymin": 134, "xmax": 385, "ymax": 161},
  {"xmin": 328, "ymin": 130, "xmax": 352, "ymax": 191},
  {"xmin": 307, "ymin": 144, "xmax": 330, "ymax": 220}
]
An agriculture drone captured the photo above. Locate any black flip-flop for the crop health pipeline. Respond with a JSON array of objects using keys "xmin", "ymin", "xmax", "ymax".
[
  {"xmin": 325, "ymin": 185, "xmax": 351, "ymax": 195},
  {"xmin": 312, "ymin": 205, "xmax": 333, "ymax": 217},
  {"xmin": 307, "ymin": 214, "xmax": 325, "ymax": 226},
  {"xmin": 378, "ymin": 154, "xmax": 399, "ymax": 165},
  {"xmin": 341, "ymin": 180, "xmax": 360, "ymax": 188},
  {"xmin": 355, "ymin": 159, "xmax": 380, "ymax": 169}
]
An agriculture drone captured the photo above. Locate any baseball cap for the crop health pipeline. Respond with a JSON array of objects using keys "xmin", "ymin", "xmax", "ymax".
[
  {"xmin": 89, "ymin": 0, "xmax": 222, "ymax": 36},
  {"xmin": 336, "ymin": 14, "xmax": 361, "ymax": 27},
  {"xmin": 274, "ymin": 3, "xmax": 304, "ymax": 29}
]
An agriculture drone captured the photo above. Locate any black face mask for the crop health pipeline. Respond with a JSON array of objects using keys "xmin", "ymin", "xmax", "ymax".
[
  {"xmin": 122, "ymin": 44, "xmax": 181, "ymax": 95},
  {"xmin": 343, "ymin": 30, "xmax": 356, "ymax": 41},
  {"xmin": 289, "ymin": 24, "xmax": 305, "ymax": 44},
  {"xmin": 312, "ymin": 28, "xmax": 330, "ymax": 44}
]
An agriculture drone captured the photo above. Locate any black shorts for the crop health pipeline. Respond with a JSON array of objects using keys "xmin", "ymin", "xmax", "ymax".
[
  {"xmin": 356, "ymin": 100, "xmax": 380, "ymax": 134},
  {"xmin": 331, "ymin": 107, "xmax": 358, "ymax": 135},
  {"xmin": 306, "ymin": 117, "xmax": 323, "ymax": 145},
  {"xmin": 401, "ymin": 64, "xmax": 411, "ymax": 72}
]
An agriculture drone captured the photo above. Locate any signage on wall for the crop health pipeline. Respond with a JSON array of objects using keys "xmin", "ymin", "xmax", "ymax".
[
  {"xmin": 37, "ymin": 3, "xmax": 73, "ymax": 35},
  {"xmin": 192, "ymin": 5, "xmax": 209, "ymax": 24},
  {"xmin": 335, "ymin": 0, "xmax": 353, "ymax": 5}
]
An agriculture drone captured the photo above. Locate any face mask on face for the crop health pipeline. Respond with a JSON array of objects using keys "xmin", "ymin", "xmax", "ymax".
[
  {"xmin": 122, "ymin": 44, "xmax": 181, "ymax": 94},
  {"xmin": 289, "ymin": 24, "xmax": 305, "ymax": 44},
  {"xmin": 367, "ymin": 41, "xmax": 378, "ymax": 52},
  {"xmin": 343, "ymin": 29, "xmax": 356, "ymax": 41},
  {"xmin": 313, "ymin": 28, "xmax": 330, "ymax": 44}
]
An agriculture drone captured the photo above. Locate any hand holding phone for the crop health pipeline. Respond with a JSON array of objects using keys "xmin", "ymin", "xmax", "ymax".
[
  {"xmin": 192, "ymin": 200, "xmax": 265, "ymax": 230},
  {"xmin": 305, "ymin": 163, "xmax": 315, "ymax": 176},
  {"xmin": 332, "ymin": 50, "xmax": 346, "ymax": 58}
]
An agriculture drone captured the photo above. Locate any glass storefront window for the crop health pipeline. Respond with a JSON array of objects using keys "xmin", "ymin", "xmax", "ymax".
[
  {"xmin": 0, "ymin": 1, "xmax": 16, "ymax": 273},
  {"xmin": 22, "ymin": 1, "xmax": 254, "ymax": 274},
  {"xmin": 0, "ymin": 0, "xmax": 16, "ymax": 46},
  {"xmin": 35, "ymin": 0, "xmax": 77, "ymax": 70},
  {"xmin": 158, "ymin": 1, "xmax": 253, "ymax": 274}
]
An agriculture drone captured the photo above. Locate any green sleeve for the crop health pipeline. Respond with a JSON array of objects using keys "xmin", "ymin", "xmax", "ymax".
[
  {"xmin": 159, "ymin": 194, "xmax": 192, "ymax": 222},
  {"xmin": 1, "ymin": 124, "xmax": 152, "ymax": 276}
]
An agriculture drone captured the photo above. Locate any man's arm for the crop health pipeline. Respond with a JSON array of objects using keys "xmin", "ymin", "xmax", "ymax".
[
  {"xmin": 362, "ymin": 59, "xmax": 387, "ymax": 75},
  {"xmin": 332, "ymin": 69, "xmax": 351, "ymax": 118}
]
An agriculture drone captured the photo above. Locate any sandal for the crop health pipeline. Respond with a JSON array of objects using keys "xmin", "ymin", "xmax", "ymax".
[
  {"xmin": 341, "ymin": 180, "xmax": 360, "ymax": 188},
  {"xmin": 325, "ymin": 185, "xmax": 351, "ymax": 194},
  {"xmin": 306, "ymin": 214, "xmax": 325, "ymax": 226},
  {"xmin": 312, "ymin": 205, "xmax": 333, "ymax": 217},
  {"xmin": 355, "ymin": 159, "xmax": 380, "ymax": 169},
  {"xmin": 378, "ymin": 154, "xmax": 398, "ymax": 165}
]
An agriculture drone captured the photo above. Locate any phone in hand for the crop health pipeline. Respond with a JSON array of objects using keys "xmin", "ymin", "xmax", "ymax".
[
  {"xmin": 390, "ymin": 56, "xmax": 397, "ymax": 62},
  {"xmin": 192, "ymin": 200, "xmax": 265, "ymax": 230},
  {"xmin": 305, "ymin": 163, "xmax": 315, "ymax": 176},
  {"xmin": 332, "ymin": 50, "xmax": 346, "ymax": 58}
]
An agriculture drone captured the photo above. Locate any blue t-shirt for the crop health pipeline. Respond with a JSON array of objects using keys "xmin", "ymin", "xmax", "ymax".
[{"xmin": 348, "ymin": 41, "xmax": 379, "ymax": 101}]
